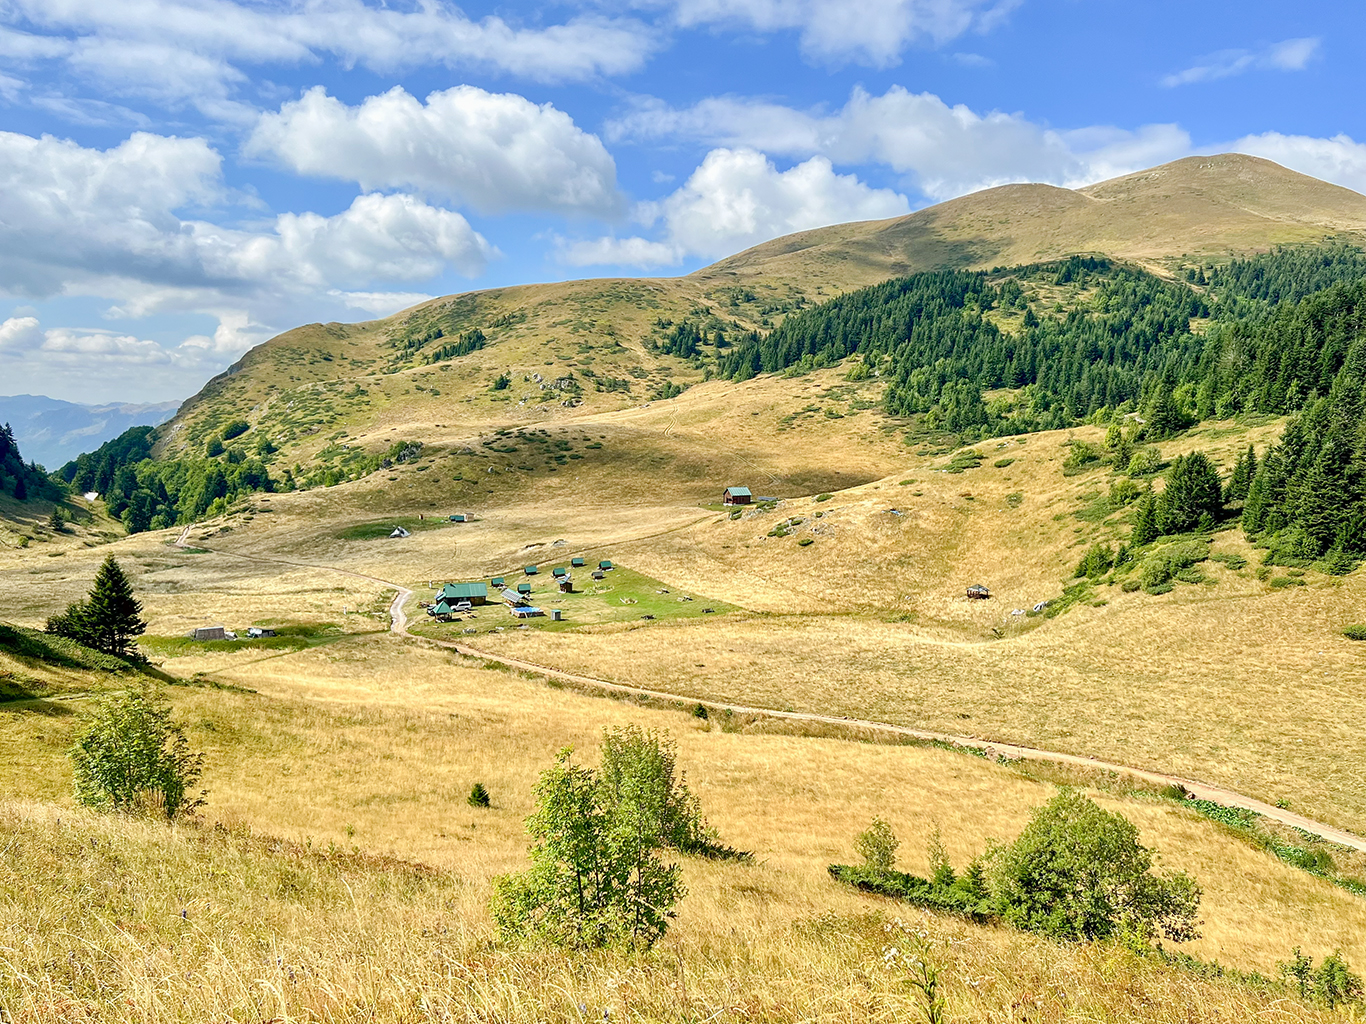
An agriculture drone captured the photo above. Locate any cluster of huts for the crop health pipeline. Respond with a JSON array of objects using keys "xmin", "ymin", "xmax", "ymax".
[{"xmin": 426, "ymin": 558, "xmax": 616, "ymax": 623}]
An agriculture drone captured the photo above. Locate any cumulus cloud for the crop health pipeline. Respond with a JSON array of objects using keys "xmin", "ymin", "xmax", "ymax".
[
  {"xmin": 562, "ymin": 148, "xmax": 909, "ymax": 266},
  {"xmin": 0, "ymin": 315, "xmax": 266, "ymax": 403},
  {"xmin": 0, "ymin": 315, "xmax": 44, "ymax": 349},
  {"xmin": 0, "ymin": 130, "xmax": 493, "ymax": 310},
  {"xmin": 610, "ymin": 87, "xmax": 1191, "ymax": 201},
  {"xmin": 1162, "ymin": 37, "xmax": 1320, "ymax": 88},
  {"xmin": 1233, "ymin": 132, "xmax": 1366, "ymax": 195},
  {"xmin": 2, "ymin": 0, "xmax": 657, "ymax": 118},
  {"xmin": 247, "ymin": 86, "xmax": 621, "ymax": 216},
  {"xmin": 0, "ymin": 128, "xmax": 497, "ymax": 398},
  {"xmin": 664, "ymin": 0, "xmax": 1018, "ymax": 66}
]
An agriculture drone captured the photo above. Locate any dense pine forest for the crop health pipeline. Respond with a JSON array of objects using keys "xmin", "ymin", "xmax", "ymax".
[
  {"xmin": 714, "ymin": 246, "xmax": 1366, "ymax": 564},
  {"xmin": 0, "ymin": 423, "xmax": 59, "ymax": 503}
]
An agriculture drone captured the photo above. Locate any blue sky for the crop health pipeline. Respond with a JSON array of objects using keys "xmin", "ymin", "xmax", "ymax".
[{"xmin": 0, "ymin": 0, "xmax": 1360, "ymax": 404}]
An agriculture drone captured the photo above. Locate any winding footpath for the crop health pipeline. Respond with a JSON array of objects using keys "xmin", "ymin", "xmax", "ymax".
[{"xmin": 180, "ymin": 530, "xmax": 1366, "ymax": 854}]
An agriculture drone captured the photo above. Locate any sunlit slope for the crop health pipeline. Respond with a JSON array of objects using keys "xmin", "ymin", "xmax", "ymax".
[
  {"xmin": 702, "ymin": 154, "xmax": 1366, "ymax": 290},
  {"xmin": 154, "ymin": 153, "xmax": 1366, "ymax": 471}
]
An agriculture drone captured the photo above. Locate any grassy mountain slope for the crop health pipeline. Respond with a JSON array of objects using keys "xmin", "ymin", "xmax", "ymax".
[
  {"xmin": 153, "ymin": 153, "xmax": 1366, "ymax": 475},
  {"xmin": 705, "ymin": 154, "xmax": 1366, "ymax": 289}
]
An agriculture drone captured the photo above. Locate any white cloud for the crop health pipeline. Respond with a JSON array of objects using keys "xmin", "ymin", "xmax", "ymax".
[
  {"xmin": 0, "ymin": 128, "xmax": 496, "ymax": 398},
  {"xmin": 247, "ymin": 86, "xmax": 621, "ymax": 216},
  {"xmin": 610, "ymin": 87, "xmax": 1191, "ymax": 201},
  {"xmin": 0, "ymin": 130, "xmax": 493, "ymax": 311},
  {"xmin": 1233, "ymin": 132, "xmax": 1366, "ymax": 196},
  {"xmin": 563, "ymin": 148, "xmax": 909, "ymax": 266},
  {"xmin": 665, "ymin": 0, "xmax": 1018, "ymax": 66},
  {"xmin": 0, "ymin": 315, "xmax": 43, "ymax": 349},
  {"xmin": 1162, "ymin": 37, "xmax": 1320, "ymax": 88},
  {"xmin": 328, "ymin": 291, "xmax": 436, "ymax": 316},
  {"xmin": 2, "ymin": 0, "xmax": 657, "ymax": 117}
]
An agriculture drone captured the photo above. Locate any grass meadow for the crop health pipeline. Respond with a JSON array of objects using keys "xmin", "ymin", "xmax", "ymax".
[{"xmin": 3, "ymin": 632, "xmax": 1366, "ymax": 1021}]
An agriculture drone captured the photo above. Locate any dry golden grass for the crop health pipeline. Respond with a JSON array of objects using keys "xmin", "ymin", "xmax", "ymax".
[{"xmin": 2, "ymin": 634, "xmax": 1365, "ymax": 1021}]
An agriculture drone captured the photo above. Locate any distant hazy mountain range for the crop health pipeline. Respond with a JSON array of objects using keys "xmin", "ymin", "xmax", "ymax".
[{"xmin": 0, "ymin": 394, "xmax": 180, "ymax": 470}]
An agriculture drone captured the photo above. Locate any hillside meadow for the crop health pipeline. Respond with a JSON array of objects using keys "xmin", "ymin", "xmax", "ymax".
[{"xmin": 3, "ymin": 632, "xmax": 1366, "ymax": 1021}]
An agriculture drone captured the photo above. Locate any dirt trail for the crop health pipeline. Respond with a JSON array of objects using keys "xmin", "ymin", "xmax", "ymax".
[{"xmin": 176, "ymin": 529, "xmax": 1366, "ymax": 854}]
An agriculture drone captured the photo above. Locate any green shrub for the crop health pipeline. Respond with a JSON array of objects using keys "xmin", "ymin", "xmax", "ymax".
[
  {"xmin": 221, "ymin": 419, "xmax": 250, "ymax": 440},
  {"xmin": 1268, "ymin": 576, "xmax": 1306, "ymax": 588},
  {"xmin": 69, "ymin": 689, "xmax": 206, "ymax": 820},
  {"xmin": 1121, "ymin": 579, "xmax": 1142, "ymax": 593},
  {"xmin": 1075, "ymin": 542, "xmax": 1114, "ymax": 579},
  {"xmin": 1209, "ymin": 551, "xmax": 1248, "ymax": 571},
  {"xmin": 943, "ymin": 449, "xmax": 985, "ymax": 474},
  {"xmin": 1343, "ymin": 625, "xmax": 1366, "ymax": 641},
  {"xmin": 1126, "ymin": 446, "xmax": 1163, "ymax": 476},
  {"xmin": 467, "ymin": 782, "xmax": 491, "ymax": 808},
  {"xmin": 1062, "ymin": 441, "xmax": 1102, "ymax": 476},
  {"xmin": 993, "ymin": 458, "xmax": 1015, "ymax": 468},
  {"xmin": 692, "ymin": 703, "xmax": 709, "ymax": 720},
  {"xmin": 855, "ymin": 817, "xmax": 900, "ymax": 872},
  {"xmin": 797, "ymin": 536, "xmax": 814, "ymax": 547},
  {"xmin": 1108, "ymin": 477, "xmax": 1143, "ymax": 509},
  {"xmin": 492, "ymin": 727, "xmax": 744, "ymax": 949},
  {"xmin": 991, "ymin": 791, "xmax": 1201, "ymax": 943},
  {"xmin": 815, "ymin": 493, "xmax": 833, "ymax": 502}
]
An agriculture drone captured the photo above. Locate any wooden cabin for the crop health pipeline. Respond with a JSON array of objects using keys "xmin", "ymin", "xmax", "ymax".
[{"xmin": 723, "ymin": 486, "xmax": 752, "ymax": 505}]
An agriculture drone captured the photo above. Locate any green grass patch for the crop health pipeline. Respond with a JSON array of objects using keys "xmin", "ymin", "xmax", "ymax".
[
  {"xmin": 412, "ymin": 564, "xmax": 738, "ymax": 638},
  {"xmin": 993, "ymin": 457, "xmax": 1015, "ymax": 468},
  {"xmin": 333, "ymin": 517, "xmax": 458, "ymax": 541},
  {"xmin": 139, "ymin": 623, "xmax": 348, "ymax": 657},
  {"xmin": 0, "ymin": 622, "xmax": 134, "ymax": 674}
]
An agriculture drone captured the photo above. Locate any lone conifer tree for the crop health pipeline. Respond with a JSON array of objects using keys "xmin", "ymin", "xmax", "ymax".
[{"xmin": 52, "ymin": 556, "xmax": 147, "ymax": 658}]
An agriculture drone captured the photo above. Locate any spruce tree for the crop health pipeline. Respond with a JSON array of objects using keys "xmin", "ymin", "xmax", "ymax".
[
  {"xmin": 1157, "ymin": 452, "xmax": 1223, "ymax": 534},
  {"xmin": 83, "ymin": 556, "xmax": 147, "ymax": 658},
  {"xmin": 1131, "ymin": 490, "xmax": 1160, "ymax": 546}
]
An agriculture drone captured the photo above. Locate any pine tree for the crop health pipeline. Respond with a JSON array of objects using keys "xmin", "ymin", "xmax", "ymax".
[
  {"xmin": 1224, "ymin": 444, "xmax": 1257, "ymax": 503},
  {"xmin": 83, "ymin": 556, "xmax": 147, "ymax": 658},
  {"xmin": 12, "ymin": 475, "xmax": 26, "ymax": 501},
  {"xmin": 1157, "ymin": 452, "xmax": 1223, "ymax": 534},
  {"xmin": 1131, "ymin": 490, "xmax": 1160, "ymax": 545}
]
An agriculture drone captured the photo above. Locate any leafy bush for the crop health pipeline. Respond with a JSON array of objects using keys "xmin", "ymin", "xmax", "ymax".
[
  {"xmin": 69, "ymin": 689, "xmax": 206, "ymax": 820},
  {"xmin": 1108, "ymin": 477, "xmax": 1142, "ymax": 508},
  {"xmin": 1126, "ymin": 447, "xmax": 1163, "ymax": 476},
  {"xmin": 1062, "ymin": 440, "xmax": 1102, "ymax": 476},
  {"xmin": 1138, "ymin": 541, "xmax": 1209, "ymax": 591},
  {"xmin": 797, "ymin": 536, "xmax": 814, "ymax": 546},
  {"xmin": 467, "ymin": 782, "xmax": 491, "ymax": 808},
  {"xmin": 993, "ymin": 457, "xmax": 1015, "ymax": 468},
  {"xmin": 991, "ymin": 791, "xmax": 1201, "ymax": 943},
  {"xmin": 1075, "ymin": 542, "xmax": 1114, "ymax": 579},
  {"xmin": 1268, "ymin": 575, "xmax": 1306, "ymax": 588},
  {"xmin": 854, "ymin": 817, "xmax": 899, "ymax": 872},
  {"xmin": 1343, "ymin": 624, "xmax": 1366, "ymax": 641},
  {"xmin": 815, "ymin": 492, "xmax": 833, "ymax": 502},
  {"xmin": 493, "ymin": 728, "xmax": 745, "ymax": 950},
  {"xmin": 221, "ymin": 419, "xmax": 250, "ymax": 440}
]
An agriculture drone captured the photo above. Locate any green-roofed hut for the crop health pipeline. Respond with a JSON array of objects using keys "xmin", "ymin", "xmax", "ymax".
[
  {"xmin": 490, "ymin": 576, "xmax": 505, "ymax": 587},
  {"xmin": 571, "ymin": 557, "xmax": 586, "ymax": 567},
  {"xmin": 552, "ymin": 567, "xmax": 567, "ymax": 578},
  {"xmin": 517, "ymin": 582, "xmax": 533, "ymax": 594},
  {"xmin": 598, "ymin": 559, "xmax": 614, "ymax": 570},
  {"xmin": 431, "ymin": 600, "xmax": 455, "ymax": 617},
  {"xmin": 524, "ymin": 565, "xmax": 539, "ymax": 575},
  {"xmin": 723, "ymin": 486, "xmax": 752, "ymax": 505},
  {"xmin": 440, "ymin": 582, "xmax": 488, "ymax": 606}
]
